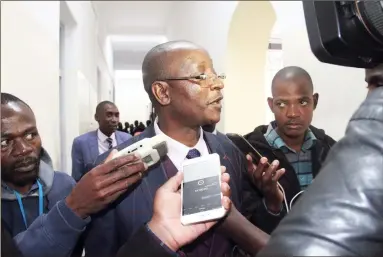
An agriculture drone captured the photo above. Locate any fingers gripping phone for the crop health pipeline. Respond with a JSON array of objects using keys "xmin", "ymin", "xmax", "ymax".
[{"xmin": 180, "ymin": 153, "xmax": 226, "ymax": 225}]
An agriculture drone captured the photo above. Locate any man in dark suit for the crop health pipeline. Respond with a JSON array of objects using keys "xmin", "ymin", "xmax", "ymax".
[
  {"xmin": 84, "ymin": 41, "xmax": 266, "ymax": 257},
  {"xmin": 71, "ymin": 101, "xmax": 131, "ymax": 182}
]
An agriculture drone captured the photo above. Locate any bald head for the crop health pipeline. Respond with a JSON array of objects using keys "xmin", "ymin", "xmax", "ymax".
[
  {"xmin": 271, "ymin": 66, "xmax": 313, "ymax": 96},
  {"xmin": 142, "ymin": 40, "xmax": 205, "ymax": 97}
]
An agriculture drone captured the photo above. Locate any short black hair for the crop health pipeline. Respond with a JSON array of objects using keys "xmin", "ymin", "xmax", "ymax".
[
  {"xmin": 95, "ymin": 101, "xmax": 116, "ymax": 115},
  {"xmin": 1, "ymin": 93, "xmax": 31, "ymax": 109},
  {"xmin": 141, "ymin": 40, "xmax": 202, "ymax": 100},
  {"xmin": 271, "ymin": 66, "xmax": 313, "ymax": 95}
]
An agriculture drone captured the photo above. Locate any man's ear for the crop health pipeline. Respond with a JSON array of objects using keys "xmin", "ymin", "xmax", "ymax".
[
  {"xmin": 267, "ymin": 97, "xmax": 274, "ymax": 113},
  {"xmin": 152, "ymin": 81, "xmax": 171, "ymax": 106},
  {"xmin": 94, "ymin": 113, "xmax": 99, "ymax": 122},
  {"xmin": 313, "ymin": 93, "xmax": 319, "ymax": 110}
]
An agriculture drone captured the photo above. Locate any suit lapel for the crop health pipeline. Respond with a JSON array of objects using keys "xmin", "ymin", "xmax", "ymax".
[
  {"xmin": 115, "ymin": 131, "xmax": 125, "ymax": 145},
  {"xmin": 88, "ymin": 130, "xmax": 100, "ymax": 163},
  {"xmin": 204, "ymin": 132, "xmax": 231, "ymax": 169},
  {"xmin": 137, "ymin": 125, "xmax": 168, "ymax": 213},
  {"xmin": 115, "ymin": 131, "xmax": 121, "ymax": 145}
]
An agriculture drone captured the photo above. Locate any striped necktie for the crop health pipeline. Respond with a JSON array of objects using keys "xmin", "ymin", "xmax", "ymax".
[{"xmin": 106, "ymin": 137, "xmax": 113, "ymax": 149}]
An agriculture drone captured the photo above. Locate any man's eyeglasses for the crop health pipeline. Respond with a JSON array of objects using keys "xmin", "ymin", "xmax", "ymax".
[{"xmin": 160, "ymin": 73, "xmax": 226, "ymax": 87}]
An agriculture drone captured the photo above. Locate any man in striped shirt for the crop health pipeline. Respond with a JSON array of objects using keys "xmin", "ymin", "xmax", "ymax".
[{"xmin": 242, "ymin": 66, "xmax": 336, "ymax": 234}]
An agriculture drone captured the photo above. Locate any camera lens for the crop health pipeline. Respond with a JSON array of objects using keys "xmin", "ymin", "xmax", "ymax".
[{"xmin": 355, "ymin": 0, "xmax": 383, "ymax": 44}]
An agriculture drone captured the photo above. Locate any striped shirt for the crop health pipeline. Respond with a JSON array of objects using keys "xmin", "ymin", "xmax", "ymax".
[{"xmin": 264, "ymin": 123, "xmax": 317, "ymax": 190}]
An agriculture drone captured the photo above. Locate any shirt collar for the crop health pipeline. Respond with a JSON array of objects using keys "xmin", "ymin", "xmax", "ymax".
[
  {"xmin": 97, "ymin": 129, "xmax": 116, "ymax": 143},
  {"xmin": 154, "ymin": 119, "xmax": 208, "ymax": 171},
  {"xmin": 264, "ymin": 122, "xmax": 317, "ymax": 152}
]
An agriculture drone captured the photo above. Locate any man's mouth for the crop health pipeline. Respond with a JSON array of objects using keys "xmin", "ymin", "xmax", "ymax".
[
  {"xmin": 286, "ymin": 123, "xmax": 303, "ymax": 129},
  {"xmin": 14, "ymin": 162, "xmax": 37, "ymax": 173},
  {"xmin": 209, "ymin": 96, "xmax": 224, "ymax": 106}
]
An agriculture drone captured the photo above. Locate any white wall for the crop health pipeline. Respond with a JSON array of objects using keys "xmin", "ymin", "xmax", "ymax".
[
  {"xmin": 272, "ymin": 1, "xmax": 366, "ymax": 140},
  {"xmin": 1, "ymin": 1, "xmax": 61, "ymax": 168},
  {"xmin": 1, "ymin": 1, "xmax": 114, "ymax": 174},
  {"xmin": 165, "ymin": 1, "xmax": 367, "ymax": 139},
  {"xmin": 114, "ymin": 70, "xmax": 151, "ymax": 124},
  {"xmin": 224, "ymin": 1, "xmax": 276, "ymax": 135},
  {"xmin": 166, "ymin": 1, "xmax": 238, "ymax": 132}
]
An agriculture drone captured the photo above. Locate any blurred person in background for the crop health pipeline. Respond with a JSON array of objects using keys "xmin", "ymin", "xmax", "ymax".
[{"xmin": 71, "ymin": 101, "xmax": 131, "ymax": 182}]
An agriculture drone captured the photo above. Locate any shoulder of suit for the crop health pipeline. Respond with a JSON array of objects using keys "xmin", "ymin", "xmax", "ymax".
[
  {"xmin": 117, "ymin": 131, "xmax": 132, "ymax": 139},
  {"xmin": 73, "ymin": 130, "xmax": 97, "ymax": 143},
  {"xmin": 213, "ymin": 132, "xmax": 243, "ymax": 157}
]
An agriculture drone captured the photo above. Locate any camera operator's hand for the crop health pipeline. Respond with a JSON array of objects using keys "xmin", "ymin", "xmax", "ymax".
[
  {"xmin": 246, "ymin": 154, "xmax": 285, "ymax": 213},
  {"xmin": 66, "ymin": 150, "xmax": 148, "ymax": 218},
  {"xmin": 148, "ymin": 166, "xmax": 231, "ymax": 252}
]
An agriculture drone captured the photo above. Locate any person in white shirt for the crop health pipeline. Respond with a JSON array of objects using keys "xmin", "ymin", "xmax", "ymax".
[
  {"xmin": 71, "ymin": 101, "xmax": 132, "ymax": 181},
  {"xmin": 86, "ymin": 40, "xmax": 269, "ymax": 257}
]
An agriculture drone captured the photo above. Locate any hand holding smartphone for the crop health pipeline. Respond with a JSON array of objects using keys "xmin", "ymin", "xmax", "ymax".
[{"xmin": 180, "ymin": 153, "xmax": 227, "ymax": 225}]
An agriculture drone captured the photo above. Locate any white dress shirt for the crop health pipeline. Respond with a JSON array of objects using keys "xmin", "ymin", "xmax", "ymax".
[
  {"xmin": 154, "ymin": 121, "xmax": 209, "ymax": 171},
  {"xmin": 97, "ymin": 129, "xmax": 117, "ymax": 155}
]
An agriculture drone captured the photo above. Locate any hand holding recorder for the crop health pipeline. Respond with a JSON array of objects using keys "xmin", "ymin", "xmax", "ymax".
[
  {"xmin": 148, "ymin": 166, "xmax": 231, "ymax": 252},
  {"xmin": 66, "ymin": 150, "xmax": 148, "ymax": 218}
]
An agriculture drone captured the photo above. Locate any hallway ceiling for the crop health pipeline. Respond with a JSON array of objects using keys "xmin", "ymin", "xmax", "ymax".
[{"xmin": 92, "ymin": 1, "xmax": 175, "ymax": 69}]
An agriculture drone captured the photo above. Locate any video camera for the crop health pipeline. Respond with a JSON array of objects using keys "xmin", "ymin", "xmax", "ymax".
[{"xmin": 303, "ymin": 0, "xmax": 383, "ymax": 68}]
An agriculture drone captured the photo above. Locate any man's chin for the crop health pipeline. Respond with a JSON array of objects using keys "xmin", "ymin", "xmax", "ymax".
[
  {"xmin": 205, "ymin": 116, "xmax": 220, "ymax": 127},
  {"xmin": 284, "ymin": 129, "xmax": 305, "ymax": 138},
  {"xmin": 8, "ymin": 170, "xmax": 39, "ymax": 187}
]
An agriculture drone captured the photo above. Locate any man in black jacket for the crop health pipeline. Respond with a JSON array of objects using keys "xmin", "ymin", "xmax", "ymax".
[
  {"xmin": 257, "ymin": 64, "xmax": 383, "ymax": 256},
  {"xmin": 243, "ymin": 66, "xmax": 336, "ymax": 234}
]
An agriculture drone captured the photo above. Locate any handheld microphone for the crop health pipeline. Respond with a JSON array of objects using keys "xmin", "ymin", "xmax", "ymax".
[{"xmin": 112, "ymin": 134, "xmax": 168, "ymax": 168}]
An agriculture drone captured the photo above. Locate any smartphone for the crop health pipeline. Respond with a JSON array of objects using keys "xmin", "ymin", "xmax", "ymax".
[
  {"xmin": 226, "ymin": 133, "xmax": 268, "ymax": 166},
  {"xmin": 180, "ymin": 153, "xmax": 226, "ymax": 225}
]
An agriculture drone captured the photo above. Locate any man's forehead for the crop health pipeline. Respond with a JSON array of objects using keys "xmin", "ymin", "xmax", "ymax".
[
  {"xmin": 1, "ymin": 104, "xmax": 36, "ymax": 134},
  {"xmin": 169, "ymin": 48, "xmax": 211, "ymax": 64},
  {"xmin": 103, "ymin": 104, "xmax": 118, "ymax": 111},
  {"xmin": 1, "ymin": 102, "xmax": 34, "ymax": 119},
  {"xmin": 273, "ymin": 78, "xmax": 313, "ymax": 96}
]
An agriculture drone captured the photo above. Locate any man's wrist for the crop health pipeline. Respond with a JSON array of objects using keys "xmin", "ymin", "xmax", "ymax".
[
  {"xmin": 65, "ymin": 195, "xmax": 88, "ymax": 219},
  {"xmin": 264, "ymin": 197, "xmax": 283, "ymax": 214},
  {"xmin": 147, "ymin": 218, "xmax": 179, "ymax": 252}
]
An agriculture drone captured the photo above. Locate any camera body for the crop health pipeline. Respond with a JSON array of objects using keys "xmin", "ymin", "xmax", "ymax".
[{"xmin": 303, "ymin": 1, "xmax": 383, "ymax": 68}]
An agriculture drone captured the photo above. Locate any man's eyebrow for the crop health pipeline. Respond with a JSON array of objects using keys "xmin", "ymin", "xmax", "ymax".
[{"xmin": 1, "ymin": 126, "xmax": 37, "ymax": 138}]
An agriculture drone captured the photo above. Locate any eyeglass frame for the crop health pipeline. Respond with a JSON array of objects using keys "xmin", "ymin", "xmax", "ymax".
[{"xmin": 156, "ymin": 73, "xmax": 226, "ymax": 87}]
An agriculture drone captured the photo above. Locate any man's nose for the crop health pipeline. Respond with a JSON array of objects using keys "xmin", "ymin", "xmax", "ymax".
[
  {"xmin": 211, "ymin": 78, "xmax": 224, "ymax": 90},
  {"xmin": 12, "ymin": 139, "xmax": 33, "ymax": 157},
  {"xmin": 286, "ymin": 104, "xmax": 300, "ymax": 118}
]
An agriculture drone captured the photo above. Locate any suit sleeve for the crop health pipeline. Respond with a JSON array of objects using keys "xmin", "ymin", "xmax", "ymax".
[
  {"xmin": 71, "ymin": 139, "xmax": 84, "ymax": 182},
  {"xmin": 116, "ymin": 225, "xmax": 178, "ymax": 257},
  {"xmin": 13, "ymin": 200, "xmax": 90, "ymax": 257},
  {"xmin": 84, "ymin": 208, "xmax": 119, "ymax": 257}
]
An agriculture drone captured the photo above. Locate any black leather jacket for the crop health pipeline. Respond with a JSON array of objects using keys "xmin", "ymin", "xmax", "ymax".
[{"xmin": 257, "ymin": 87, "xmax": 383, "ymax": 256}]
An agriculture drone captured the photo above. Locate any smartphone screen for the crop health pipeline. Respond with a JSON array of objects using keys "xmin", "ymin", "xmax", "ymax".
[{"xmin": 182, "ymin": 159, "xmax": 222, "ymax": 216}]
